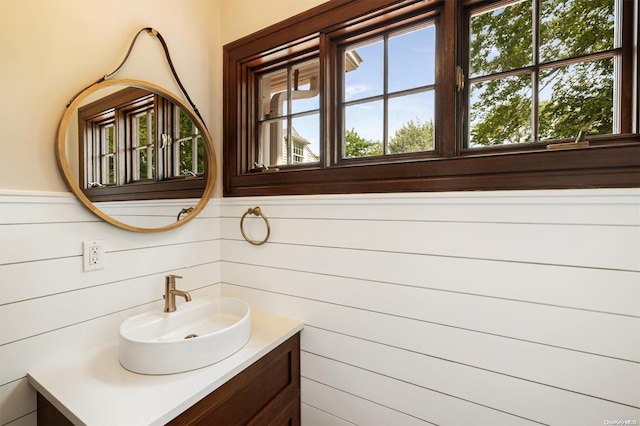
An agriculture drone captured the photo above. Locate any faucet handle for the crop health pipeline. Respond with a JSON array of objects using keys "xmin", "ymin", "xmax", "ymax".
[{"xmin": 165, "ymin": 274, "xmax": 183, "ymax": 291}]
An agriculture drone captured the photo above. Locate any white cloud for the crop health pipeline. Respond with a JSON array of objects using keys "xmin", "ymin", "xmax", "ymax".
[{"xmin": 345, "ymin": 83, "xmax": 370, "ymax": 98}]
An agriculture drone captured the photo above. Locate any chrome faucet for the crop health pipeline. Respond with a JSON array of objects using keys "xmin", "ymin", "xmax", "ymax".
[{"xmin": 163, "ymin": 274, "xmax": 192, "ymax": 313}]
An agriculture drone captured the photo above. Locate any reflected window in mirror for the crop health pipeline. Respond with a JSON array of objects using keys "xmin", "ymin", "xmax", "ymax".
[
  {"xmin": 163, "ymin": 104, "xmax": 206, "ymax": 178},
  {"xmin": 129, "ymin": 100, "xmax": 155, "ymax": 181},
  {"xmin": 78, "ymin": 88, "xmax": 206, "ymax": 202}
]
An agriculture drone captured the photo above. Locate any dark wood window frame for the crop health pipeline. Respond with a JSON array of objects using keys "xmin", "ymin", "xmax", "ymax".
[
  {"xmin": 79, "ymin": 88, "xmax": 206, "ymax": 202},
  {"xmin": 223, "ymin": 0, "xmax": 639, "ymax": 197}
]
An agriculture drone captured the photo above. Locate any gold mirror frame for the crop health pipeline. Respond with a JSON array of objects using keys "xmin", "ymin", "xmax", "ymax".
[{"xmin": 56, "ymin": 78, "xmax": 216, "ymax": 232}]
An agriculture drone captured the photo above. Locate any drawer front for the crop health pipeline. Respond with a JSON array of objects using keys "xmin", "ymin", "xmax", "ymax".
[{"xmin": 169, "ymin": 333, "xmax": 301, "ymax": 426}]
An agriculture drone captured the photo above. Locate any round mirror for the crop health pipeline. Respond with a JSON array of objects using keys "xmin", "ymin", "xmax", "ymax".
[{"xmin": 57, "ymin": 78, "xmax": 216, "ymax": 232}]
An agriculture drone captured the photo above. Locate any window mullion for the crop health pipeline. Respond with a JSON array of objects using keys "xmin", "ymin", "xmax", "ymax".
[
  {"xmin": 286, "ymin": 67, "xmax": 293, "ymax": 165},
  {"xmin": 173, "ymin": 107, "xmax": 180, "ymax": 177},
  {"xmin": 383, "ymin": 34, "xmax": 389, "ymax": 155},
  {"xmin": 100, "ymin": 127, "xmax": 108, "ymax": 184},
  {"xmin": 91, "ymin": 126, "xmax": 99, "ymax": 185},
  {"xmin": 531, "ymin": 0, "xmax": 540, "ymax": 142},
  {"xmin": 116, "ymin": 113, "xmax": 125, "ymax": 185},
  {"xmin": 619, "ymin": 0, "xmax": 634, "ymax": 133},
  {"xmin": 192, "ymin": 129, "xmax": 198, "ymax": 174},
  {"xmin": 442, "ymin": 0, "xmax": 458, "ymax": 157},
  {"xmin": 147, "ymin": 109, "xmax": 154, "ymax": 179},
  {"xmin": 320, "ymin": 32, "xmax": 329, "ymax": 168}
]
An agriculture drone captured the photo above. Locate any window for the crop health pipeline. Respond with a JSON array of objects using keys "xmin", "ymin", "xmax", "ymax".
[
  {"xmin": 169, "ymin": 107, "xmax": 206, "ymax": 177},
  {"xmin": 79, "ymin": 88, "xmax": 206, "ymax": 201},
  {"xmin": 257, "ymin": 58, "xmax": 321, "ymax": 167},
  {"xmin": 223, "ymin": 0, "xmax": 639, "ymax": 197},
  {"xmin": 129, "ymin": 105, "xmax": 155, "ymax": 181},
  {"xmin": 91, "ymin": 120, "xmax": 116, "ymax": 187},
  {"xmin": 466, "ymin": 0, "xmax": 621, "ymax": 146},
  {"xmin": 342, "ymin": 22, "xmax": 436, "ymax": 158}
]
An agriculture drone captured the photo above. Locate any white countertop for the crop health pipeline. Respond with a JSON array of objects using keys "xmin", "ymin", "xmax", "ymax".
[{"xmin": 28, "ymin": 309, "xmax": 303, "ymax": 426}]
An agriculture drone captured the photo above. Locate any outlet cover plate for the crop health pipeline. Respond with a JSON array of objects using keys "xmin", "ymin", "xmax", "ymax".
[{"xmin": 83, "ymin": 240, "xmax": 105, "ymax": 271}]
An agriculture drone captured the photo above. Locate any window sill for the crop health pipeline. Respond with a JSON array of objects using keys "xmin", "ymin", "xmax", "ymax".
[
  {"xmin": 85, "ymin": 178, "xmax": 207, "ymax": 202},
  {"xmin": 224, "ymin": 141, "xmax": 640, "ymax": 197}
]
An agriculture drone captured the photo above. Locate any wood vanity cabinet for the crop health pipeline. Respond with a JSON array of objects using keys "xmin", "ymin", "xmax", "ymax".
[
  {"xmin": 37, "ymin": 333, "xmax": 301, "ymax": 426},
  {"xmin": 168, "ymin": 333, "xmax": 300, "ymax": 426}
]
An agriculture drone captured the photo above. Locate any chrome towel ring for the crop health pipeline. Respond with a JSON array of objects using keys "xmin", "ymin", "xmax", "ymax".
[{"xmin": 240, "ymin": 207, "xmax": 270, "ymax": 245}]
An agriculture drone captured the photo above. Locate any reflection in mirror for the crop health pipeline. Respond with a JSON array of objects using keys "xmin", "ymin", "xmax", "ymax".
[
  {"xmin": 74, "ymin": 86, "xmax": 206, "ymax": 201},
  {"xmin": 58, "ymin": 79, "xmax": 215, "ymax": 232}
]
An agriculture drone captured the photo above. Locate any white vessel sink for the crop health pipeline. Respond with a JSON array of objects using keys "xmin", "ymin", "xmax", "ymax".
[{"xmin": 119, "ymin": 297, "xmax": 251, "ymax": 375}]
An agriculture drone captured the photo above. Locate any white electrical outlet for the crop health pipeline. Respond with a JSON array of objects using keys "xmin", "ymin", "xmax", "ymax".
[{"xmin": 83, "ymin": 240, "xmax": 105, "ymax": 271}]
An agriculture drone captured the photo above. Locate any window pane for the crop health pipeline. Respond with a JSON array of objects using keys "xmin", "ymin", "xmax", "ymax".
[
  {"xmin": 106, "ymin": 125, "xmax": 115, "ymax": 154},
  {"xmin": 258, "ymin": 118, "xmax": 286, "ymax": 167},
  {"xmin": 290, "ymin": 114, "xmax": 319, "ymax": 164},
  {"xmin": 469, "ymin": 0, "xmax": 532, "ymax": 78},
  {"xmin": 139, "ymin": 147, "xmax": 153, "ymax": 179},
  {"xmin": 388, "ymin": 24, "xmax": 435, "ymax": 93},
  {"xmin": 539, "ymin": 58, "xmax": 614, "ymax": 140},
  {"xmin": 388, "ymin": 91, "xmax": 435, "ymax": 154},
  {"xmin": 196, "ymin": 136, "xmax": 205, "ymax": 174},
  {"xmin": 106, "ymin": 155, "xmax": 115, "ymax": 184},
  {"xmin": 102, "ymin": 124, "xmax": 116, "ymax": 184},
  {"xmin": 179, "ymin": 140, "xmax": 193, "ymax": 173},
  {"xmin": 133, "ymin": 112, "xmax": 155, "ymax": 180},
  {"xmin": 344, "ymin": 100, "xmax": 383, "ymax": 158},
  {"xmin": 137, "ymin": 115, "xmax": 147, "ymax": 145},
  {"xmin": 257, "ymin": 59, "xmax": 321, "ymax": 168},
  {"xmin": 289, "ymin": 59, "xmax": 320, "ymax": 114},
  {"xmin": 469, "ymin": 74, "xmax": 533, "ymax": 147},
  {"xmin": 258, "ymin": 116, "xmax": 320, "ymax": 167},
  {"xmin": 172, "ymin": 108, "xmax": 203, "ymax": 176},
  {"xmin": 178, "ymin": 109, "xmax": 194, "ymax": 138},
  {"xmin": 344, "ymin": 39, "xmax": 383, "ymax": 102},
  {"xmin": 540, "ymin": 0, "xmax": 615, "ymax": 63},
  {"xmin": 259, "ymin": 68, "xmax": 288, "ymax": 120}
]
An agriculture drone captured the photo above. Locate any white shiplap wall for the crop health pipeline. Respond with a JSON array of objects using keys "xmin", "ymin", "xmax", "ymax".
[
  {"xmin": 220, "ymin": 189, "xmax": 640, "ymax": 425},
  {"xmin": 0, "ymin": 191, "xmax": 221, "ymax": 426},
  {"xmin": 1, "ymin": 188, "xmax": 638, "ymax": 426}
]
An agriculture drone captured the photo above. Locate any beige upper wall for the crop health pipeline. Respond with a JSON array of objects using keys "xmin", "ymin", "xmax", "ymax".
[
  {"xmin": 0, "ymin": 0, "xmax": 328, "ymax": 196},
  {"xmin": 0, "ymin": 0, "xmax": 221, "ymax": 194},
  {"xmin": 220, "ymin": 0, "xmax": 329, "ymax": 44}
]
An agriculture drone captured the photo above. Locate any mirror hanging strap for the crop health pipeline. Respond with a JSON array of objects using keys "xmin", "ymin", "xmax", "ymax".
[{"xmin": 65, "ymin": 27, "xmax": 206, "ymax": 130}]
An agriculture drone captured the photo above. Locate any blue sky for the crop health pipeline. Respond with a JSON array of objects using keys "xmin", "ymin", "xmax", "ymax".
[
  {"xmin": 343, "ymin": 24, "xmax": 436, "ymax": 143},
  {"xmin": 287, "ymin": 23, "xmax": 437, "ymax": 157}
]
